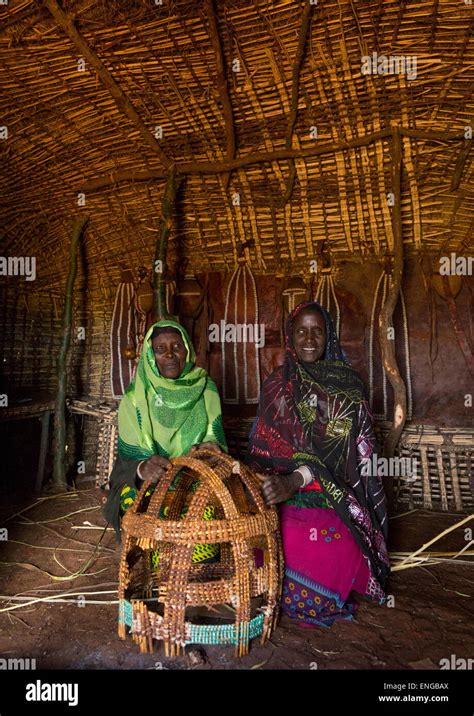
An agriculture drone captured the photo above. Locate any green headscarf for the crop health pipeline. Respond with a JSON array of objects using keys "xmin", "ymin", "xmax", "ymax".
[{"xmin": 117, "ymin": 320, "xmax": 227, "ymax": 460}]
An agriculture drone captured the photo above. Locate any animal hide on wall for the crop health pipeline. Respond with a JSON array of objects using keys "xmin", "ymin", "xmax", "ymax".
[
  {"xmin": 221, "ymin": 264, "xmax": 261, "ymax": 405},
  {"xmin": 110, "ymin": 269, "xmax": 138, "ymax": 399}
]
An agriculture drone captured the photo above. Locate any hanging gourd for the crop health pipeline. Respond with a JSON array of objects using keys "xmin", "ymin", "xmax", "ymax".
[
  {"xmin": 135, "ymin": 266, "xmax": 154, "ymax": 314},
  {"xmin": 121, "ymin": 339, "xmax": 137, "ymax": 361},
  {"xmin": 176, "ymin": 273, "xmax": 202, "ymax": 317}
]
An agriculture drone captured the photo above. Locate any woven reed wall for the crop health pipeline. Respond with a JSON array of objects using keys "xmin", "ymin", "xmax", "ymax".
[{"xmin": 0, "ymin": 285, "xmax": 62, "ymax": 394}]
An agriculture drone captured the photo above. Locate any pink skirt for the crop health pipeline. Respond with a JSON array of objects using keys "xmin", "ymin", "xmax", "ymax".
[{"xmin": 280, "ymin": 505, "xmax": 373, "ymax": 628}]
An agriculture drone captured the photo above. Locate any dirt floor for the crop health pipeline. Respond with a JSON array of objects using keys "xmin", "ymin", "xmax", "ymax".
[{"xmin": 0, "ymin": 484, "xmax": 473, "ymax": 671}]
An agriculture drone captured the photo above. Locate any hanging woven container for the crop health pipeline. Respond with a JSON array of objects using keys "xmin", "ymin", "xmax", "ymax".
[{"xmin": 118, "ymin": 450, "xmax": 283, "ymax": 657}]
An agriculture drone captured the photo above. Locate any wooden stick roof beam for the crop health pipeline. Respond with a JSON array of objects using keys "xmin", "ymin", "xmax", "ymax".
[
  {"xmin": 78, "ymin": 127, "xmax": 393, "ymax": 192},
  {"xmin": 77, "ymin": 127, "xmax": 467, "ymax": 192},
  {"xmin": 203, "ymin": 0, "xmax": 235, "ymax": 188},
  {"xmin": 450, "ymin": 137, "xmax": 472, "ymax": 192},
  {"xmin": 400, "ymin": 129, "xmax": 466, "ymax": 141},
  {"xmin": 44, "ymin": 0, "xmax": 171, "ymax": 169},
  {"xmin": 281, "ymin": 0, "xmax": 316, "ymax": 206}
]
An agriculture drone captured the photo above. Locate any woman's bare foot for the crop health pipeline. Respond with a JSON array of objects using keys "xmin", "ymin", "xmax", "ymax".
[{"xmin": 185, "ymin": 645, "xmax": 207, "ymax": 667}]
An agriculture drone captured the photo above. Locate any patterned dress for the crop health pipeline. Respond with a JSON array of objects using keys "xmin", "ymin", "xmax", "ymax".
[{"xmin": 245, "ymin": 301, "xmax": 390, "ymax": 627}]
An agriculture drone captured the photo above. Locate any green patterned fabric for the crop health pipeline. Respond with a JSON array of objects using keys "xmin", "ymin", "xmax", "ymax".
[
  {"xmin": 120, "ymin": 482, "xmax": 219, "ymax": 563},
  {"xmin": 117, "ymin": 320, "xmax": 227, "ymax": 461}
]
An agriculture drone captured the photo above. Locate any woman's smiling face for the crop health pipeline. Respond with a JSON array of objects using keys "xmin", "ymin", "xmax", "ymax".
[
  {"xmin": 152, "ymin": 331, "xmax": 187, "ymax": 378},
  {"xmin": 292, "ymin": 308, "xmax": 326, "ymax": 363}
]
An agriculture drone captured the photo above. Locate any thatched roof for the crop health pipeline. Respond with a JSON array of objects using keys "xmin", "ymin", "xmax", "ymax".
[{"xmin": 1, "ymin": 0, "xmax": 473, "ymax": 283}]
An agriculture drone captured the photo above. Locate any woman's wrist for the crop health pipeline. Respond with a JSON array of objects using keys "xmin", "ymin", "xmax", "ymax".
[
  {"xmin": 136, "ymin": 460, "xmax": 147, "ymax": 481},
  {"xmin": 291, "ymin": 466, "xmax": 314, "ymax": 488},
  {"xmin": 288, "ymin": 471, "xmax": 305, "ymax": 490}
]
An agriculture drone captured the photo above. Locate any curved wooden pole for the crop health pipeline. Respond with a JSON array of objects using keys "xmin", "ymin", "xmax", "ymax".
[
  {"xmin": 379, "ymin": 127, "xmax": 407, "ymax": 459},
  {"xmin": 44, "ymin": 0, "xmax": 171, "ymax": 168},
  {"xmin": 53, "ymin": 216, "xmax": 89, "ymax": 488}
]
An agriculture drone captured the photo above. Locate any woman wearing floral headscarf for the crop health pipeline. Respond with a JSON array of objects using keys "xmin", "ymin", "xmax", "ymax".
[
  {"xmin": 103, "ymin": 319, "xmax": 227, "ymax": 561},
  {"xmin": 245, "ymin": 301, "xmax": 389, "ymax": 627}
]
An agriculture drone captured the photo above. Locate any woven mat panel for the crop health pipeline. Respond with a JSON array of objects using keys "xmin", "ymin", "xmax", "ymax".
[
  {"xmin": 67, "ymin": 399, "xmax": 119, "ymax": 487},
  {"xmin": 0, "ymin": 284, "xmax": 62, "ymax": 395},
  {"xmin": 393, "ymin": 428, "xmax": 474, "ymax": 512},
  {"xmin": 374, "ymin": 422, "xmax": 474, "ymax": 512}
]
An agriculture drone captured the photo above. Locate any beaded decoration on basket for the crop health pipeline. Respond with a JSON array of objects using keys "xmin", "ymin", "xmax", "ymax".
[{"xmin": 118, "ymin": 449, "xmax": 283, "ymax": 657}]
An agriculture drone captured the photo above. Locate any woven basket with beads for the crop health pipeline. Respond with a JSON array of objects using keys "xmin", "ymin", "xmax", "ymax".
[{"xmin": 118, "ymin": 449, "xmax": 283, "ymax": 657}]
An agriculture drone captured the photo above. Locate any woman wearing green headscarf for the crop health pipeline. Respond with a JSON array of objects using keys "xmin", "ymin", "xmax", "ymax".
[{"xmin": 103, "ymin": 319, "xmax": 227, "ymax": 552}]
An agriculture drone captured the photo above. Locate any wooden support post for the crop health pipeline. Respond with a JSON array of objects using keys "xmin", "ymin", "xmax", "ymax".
[
  {"xmin": 35, "ymin": 410, "xmax": 51, "ymax": 493},
  {"xmin": 53, "ymin": 216, "xmax": 88, "ymax": 488},
  {"xmin": 153, "ymin": 167, "xmax": 183, "ymax": 321},
  {"xmin": 379, "ymin": 127, "xmax": 407, "ymax": 463}
]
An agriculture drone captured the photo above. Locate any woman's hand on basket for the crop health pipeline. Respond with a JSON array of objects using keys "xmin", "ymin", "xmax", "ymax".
[
  {"xmin": 137, "ymin": 455, "xmax": 171, "ymax": 484},
  {"xmin": 189, "ymin": 441, "xmax": 222, "ymax": 454},
  {"xmin": 257, "ymin": 472, "xmax": 302, "ymax": 506}
]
